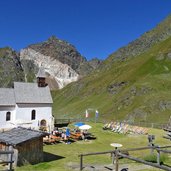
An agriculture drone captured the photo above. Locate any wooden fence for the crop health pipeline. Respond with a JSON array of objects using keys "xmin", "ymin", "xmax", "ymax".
[
  {"xmin": 129, "ymin": 121, "xmax": 167, "ymax": 129},
  {"xmin": 54, "ymin": 117, "xmax": 168, "ymax": 129},
  {"xmin": 0, "ymin": 146, "xmax": 14, "ymax": 171},
  {"xmin": 54, "ymin": 118, "xmax": 83, "ymax": 124},
  {"xmin": 79, "ymin": 145, "xmax": 171, "ymax": 171}
]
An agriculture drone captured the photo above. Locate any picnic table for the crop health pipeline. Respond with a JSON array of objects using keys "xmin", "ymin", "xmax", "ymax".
[
  {"xmin": 43, "ymin": 136, "xmax": 56, "ymax": 144},
  {"xmin": 43, "ymin": 135, "xmax": 67, "ymax": 144},
  {"xmin": 70, "ymin": 132, "xmax": 82, "ymax": 140}
]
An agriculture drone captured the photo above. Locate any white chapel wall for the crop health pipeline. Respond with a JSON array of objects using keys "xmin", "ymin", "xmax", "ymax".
[
  {"xmin": 0, "ymin": 106, "xmax": 16, "ymax": 129},
  {"xmin": 15, "ymin": 103, "xmax": 52, "ymax": 130}
]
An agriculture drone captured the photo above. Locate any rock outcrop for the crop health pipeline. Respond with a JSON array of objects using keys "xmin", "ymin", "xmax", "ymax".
[
  {"xmin": 27, "ymin": 36, "xmax": 86, "ymax": 72},
  {"xmin": 20, "ymin": 36, "xmax": 101, "ymax": 89},
  {"xmin": 20, "ymin": 48, "xmax": 79, "ymax": 89},
  {"xmin": 0, "ymin": 47, "xmax": 24, "ymax": 87}
]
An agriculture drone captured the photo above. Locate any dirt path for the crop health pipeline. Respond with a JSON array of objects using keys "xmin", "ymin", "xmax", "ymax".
[{"xmin": 67, "ymin": 162, "xmax": 159, "ymax": 171}]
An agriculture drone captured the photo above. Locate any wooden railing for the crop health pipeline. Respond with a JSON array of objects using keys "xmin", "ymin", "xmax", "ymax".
[
  {"xmin": 79, "ymin": 145, "xmax": 171, "ymax": 171},
  {"xmin": 0, "ymin": 146, "xmax": 14, "ymax": 171},
  {"xmin": 54, "ymin": 117, "xmax": 168, "ymax": 129},
  {"xmin": 54, "ymin": 118, "xmax": 87, "ymax": 125}
]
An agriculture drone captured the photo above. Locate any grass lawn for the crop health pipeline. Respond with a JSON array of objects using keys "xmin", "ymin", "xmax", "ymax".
[{"xmin": 16, "ymin": 122, "xmax": 171, "ymax": 171}]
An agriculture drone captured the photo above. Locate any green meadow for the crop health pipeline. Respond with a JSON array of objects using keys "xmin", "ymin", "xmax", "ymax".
[
  {"xmin": 16, "ymin": 36, "xmax": 171, "ymax": 170},
  {"xmin": 16, "ymin": 122, "xmax": 171, "ymax": 171}
]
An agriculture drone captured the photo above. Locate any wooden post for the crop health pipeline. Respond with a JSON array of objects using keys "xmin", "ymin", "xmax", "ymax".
[
  {"xmin": 94, "ymin": 113, "xmax": 96, "ymax": 123},
  {"xmin": 8, "ymin": 146, "xmax": 13, "ymax": 171},
  {"xmin": 150, "ymin": 144, "xmax": 154, "ymax": 155},
  {"xmin": 157, "ymin": 150, "xmax": 160, "ymax": 165},
  {"xmin": 115, "ymin": 150, "xmax": 119, "ymax": 171},
  {"xmin": 112, "ymin": 151, "xmax": 115, "ymax": 164},
  {"xmin": 151, "ymin": 123, "xmax": 154, "ymax": 128},
  {"xmin": 80, "ymin": 154, "xmax": 83, "ymax": 171},
  {"xmin": 13, "ymin": 148, "xmax": 18, "ymax": 167}
]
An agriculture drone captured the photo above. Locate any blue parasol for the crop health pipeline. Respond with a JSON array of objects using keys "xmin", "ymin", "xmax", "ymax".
[
  {"xmin": 66, "ymin": 128, "xmax": 70, "ymax": 137},
  {"xmin": 74, "ymin": 122, "xmax": 85, "ymax": 127}
]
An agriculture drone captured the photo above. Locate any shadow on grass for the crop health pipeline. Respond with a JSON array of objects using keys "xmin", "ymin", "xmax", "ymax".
[
  {"xmin": 161, "ymin": 163, "xmax": 171, "ymax": 168},
  {"xmin": 43, "ymin": 152, "xmax": 65, "ymax": 162},
  {"xmin": 87, "ymin": 136, "xmax": 96, "ymax": 140}
]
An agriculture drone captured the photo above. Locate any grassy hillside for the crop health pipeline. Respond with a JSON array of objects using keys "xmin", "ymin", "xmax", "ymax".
[{"xmin": 52, "ymin": 36, "xmax": 171, "ymax": 124}]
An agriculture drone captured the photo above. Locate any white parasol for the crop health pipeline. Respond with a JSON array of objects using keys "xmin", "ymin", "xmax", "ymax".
[{"xmin": 79, "ymin": 124, "xmax": 92, "ymax": 130}]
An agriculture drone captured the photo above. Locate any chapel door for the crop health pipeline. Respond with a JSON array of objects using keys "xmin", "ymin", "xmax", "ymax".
[{"xmin": 40, "ymin": 119, "xmax": 47, "ymax": 131}]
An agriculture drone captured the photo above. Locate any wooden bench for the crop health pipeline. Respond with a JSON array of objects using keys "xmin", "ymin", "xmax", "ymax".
[{"xmin": 70, "ymin": 132, "xmax": 82, "ymax": 140}]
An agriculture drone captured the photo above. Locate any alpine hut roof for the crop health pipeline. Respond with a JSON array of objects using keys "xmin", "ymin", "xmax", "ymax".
[{"xmin": 0, "ymin": 127, "xmax": 47, "ymax": 146}]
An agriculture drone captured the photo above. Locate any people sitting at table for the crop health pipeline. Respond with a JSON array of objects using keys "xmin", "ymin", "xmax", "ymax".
[{"xmin": 81, "ymin": 131, "xmax": 85, "ymax": 140}]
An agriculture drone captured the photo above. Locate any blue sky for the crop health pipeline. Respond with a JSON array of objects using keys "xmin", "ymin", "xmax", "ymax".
[{"xmin": 0, "ymin": 0, "xmax": 171, "ymax": 60}]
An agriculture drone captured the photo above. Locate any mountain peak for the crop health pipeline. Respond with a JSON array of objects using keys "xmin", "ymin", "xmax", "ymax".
[
  {"xmin": 47, "ymin": 35, "xmax": 60, "ymax": 43},
  {"xmin": 19, "ymin": 36, "xmax": 101, "ymax": 89}
]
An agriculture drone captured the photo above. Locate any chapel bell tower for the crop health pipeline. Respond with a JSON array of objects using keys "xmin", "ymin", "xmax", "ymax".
[{"xmin": 36, "ymin": 67, "xmax": 47, "ymax": 87}]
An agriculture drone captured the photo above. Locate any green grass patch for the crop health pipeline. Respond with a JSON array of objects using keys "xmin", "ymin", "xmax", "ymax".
[
  {"xmin": 15, "ymin": 122, "xmax": 171, "ymax": 171},
  {"xmin": 144, "ymin": 153, "xmax": 168, "ymax": 164}
]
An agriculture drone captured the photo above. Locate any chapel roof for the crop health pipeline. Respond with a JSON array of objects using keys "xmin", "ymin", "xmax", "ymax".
[
  {"xmin": 14, "ymin": 82, "xmax": 53, "ymax": 104},
  {"xmin": 0, "ymin": 88, "xmax": 15, "ymax": 106},
  {"xmin": 0, "ymin": 82, "xmax": 53, "ymax": 106}
]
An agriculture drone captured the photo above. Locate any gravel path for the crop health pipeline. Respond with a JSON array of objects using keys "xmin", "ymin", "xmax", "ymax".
[{"xmin": 67, "ymin": 162, "xmax": 158, "ymax": 171}]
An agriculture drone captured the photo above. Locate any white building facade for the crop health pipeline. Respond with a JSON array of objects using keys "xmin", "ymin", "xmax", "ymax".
[{"xmin": 0, "ymin": 71, "xmax": 54, "ymax": 132}]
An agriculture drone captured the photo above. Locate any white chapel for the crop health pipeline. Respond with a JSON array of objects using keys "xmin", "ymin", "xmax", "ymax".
[{"xmin": 0, "ymin": 68, "xmax": 54, "ymax": 132}]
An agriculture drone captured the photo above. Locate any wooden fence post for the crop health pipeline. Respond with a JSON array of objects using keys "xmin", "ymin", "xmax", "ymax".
[
  {"xmin": 8, "ymin": 146, "xmax": 13, "ymax": 171},
  {"xmin": 80, "ymin": 154, "xmax": 83, "ymax": 171},
  {"xmin": 115, "ymin": 150, "xmax": 119, "ymax": 171},
  {"xmin": 112, "ymin": 151, "xmax": 115, "ymax": 164},
  {"xmin": 157, "ymin": 150, "xmax": 160, "ymax": 165}
]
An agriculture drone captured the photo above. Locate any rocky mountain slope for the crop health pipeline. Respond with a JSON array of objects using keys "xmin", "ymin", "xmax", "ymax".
[
  {"xmin": 0, "ymin": 47, "xmax": 24, "ymax": 87},
  {"xmin": 20, "ymin": 36, "xmax": 101, "ymax": 89},
  {"xmin": 0, "ymin": 37, "xmax": 101, "ymax": 90},
  {"xmin": 52, "ymin": 14, "xmax": 171, "ymax": 125},
  {"xmin": 107, "ymin": 15, "xmax": 171, "ymax": 62}
]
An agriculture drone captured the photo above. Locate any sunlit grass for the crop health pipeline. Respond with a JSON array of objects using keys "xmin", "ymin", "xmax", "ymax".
[{"xmin": 16, "ymin": 122, "xmax": 171, "ymax": 171}]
